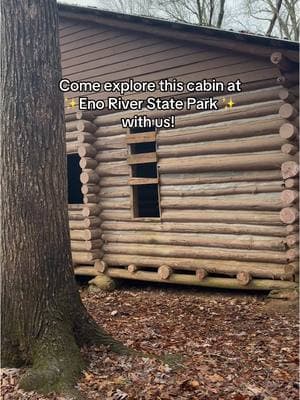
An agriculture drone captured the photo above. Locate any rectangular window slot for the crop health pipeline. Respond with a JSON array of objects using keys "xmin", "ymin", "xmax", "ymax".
[
  {"xmin": 130, "ymin": 141, "xmax": 156, "ymax": 154},
  {"xmin": 133, "ymin": 184, "xmax": 160, "ymax": 218},
  {"xmin": 131, "ymin": 162, "xmax": 158, "ymax": 178},
  {"xmin": 130, "ymin": 126, "xmax": 154, "ymax": 134},
  {"xmin": 128, "ymin": 127, "xmax": 160, "ymax": 219},
  {"xmin": 67, "ymin": 154, "xmax": 83, "ymax": 204}
]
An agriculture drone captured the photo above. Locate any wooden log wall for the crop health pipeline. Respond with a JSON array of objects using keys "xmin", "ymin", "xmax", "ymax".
[
  {"xmin": 59, "ymin": 19, "xmax": 298, "ymax": 289},
  {"xmin": 271, "ymin": 52, "xmax": 299, "ymax": 283},
  {"xmin": 65, "ymin": 113, "xmax": 103, "ymax": 269},
  {"xmin": 89, "ymin": 74, "xmax": 299, "ymax": 289}
]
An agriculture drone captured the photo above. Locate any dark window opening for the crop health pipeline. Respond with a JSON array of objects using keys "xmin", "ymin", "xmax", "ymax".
[
  {"xmin": 130, "ymin": 142, "xmax": 156, "ymax": 154},
  {"xmin": 67, "ymin": 154, "xmax": 83, "ymax": 204},
  {"xmin": 130, "ymin": 126, "xmax": 154, "ymax": 134},
  {"xmin": 132, "ymin": 163, "xmax": 157, "ymax": 178},
  {"xmin": 133, "ymin": 184, "xmax": 160, "ymax": 217}
]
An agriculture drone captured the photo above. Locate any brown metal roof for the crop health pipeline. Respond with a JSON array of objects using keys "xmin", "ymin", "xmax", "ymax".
[{"xmin": 58, "ymin": 3, "xmax": 299, "ymax": 53}]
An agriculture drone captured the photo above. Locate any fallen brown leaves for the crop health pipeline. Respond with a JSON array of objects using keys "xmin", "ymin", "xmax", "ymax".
[{"xmin": 1, "ymin": 284, "xmax": 299, "ymax": 400}]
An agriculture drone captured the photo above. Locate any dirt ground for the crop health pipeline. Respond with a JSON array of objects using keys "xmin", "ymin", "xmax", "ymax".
[{"xmin": 1, "ymin": 281, "xmax": 299, "ymax": 400}]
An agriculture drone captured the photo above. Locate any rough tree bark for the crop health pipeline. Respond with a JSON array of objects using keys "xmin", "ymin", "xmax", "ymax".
[{"xmin": 0, "ymin": 0, "xmax": 128, "ymax": 396}]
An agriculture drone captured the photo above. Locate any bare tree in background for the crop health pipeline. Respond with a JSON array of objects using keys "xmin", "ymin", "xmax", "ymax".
[
  {"xmin": 156, "ymin": 0, "xmax": 226, "ymax": 27},
  {"xmin": 112, "ymin": 0, "xmax": 157, "ymax": 16},
  {"xmin": 245, "ymin": 0, "xmax": 299, "ymax": 40}
]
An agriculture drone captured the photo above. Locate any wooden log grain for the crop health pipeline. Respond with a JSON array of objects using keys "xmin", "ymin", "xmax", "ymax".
[
  {"xmin": 127, "ymin": 152, "xmax": 157, "ymax": 165},
  {"xmin": 281, "ymin": 143, "xmax": 298, "ymax": 155},
  {"xmin": 68, "ymin": 204, "xmax": 83, "ymax": 211},
  {"xmin": 71, "ymin": 239, "xmax": 103, "ymax": 251},
  {"xmin": 96, "ymin": 161, "xmax": 129, "ymax": 177},
  {"xmin": 66, "ymin": 131, "xmax": 80, "ymax": 142},
  {"xmin": 271, "ymin": 52, "xmax": 297, "ymax": 71},
  {"xmin": 66, "ymin": 120, "xmax": 78, "ymax": 132},
  {"xmin": 128, "ymin": 264, "xmax": 138, "ymax": 273},
  {"xmin": 280, "ymin": 207, "xmax": 299, "ymax": 224},
  {"xmin": 80, "ymin": 171, "xmax": 99, "ymax": 184},
  {"xmin": 103, "ymin": 242, "xmax": 290, "ymax": 264},
  {"xmin": 126, "ymin": 132, "xmax": 156, "ymax": 144},
  {"xmin": 160, "ymin": 194, "xmax": 282, "ymax": 211},
  {"xmin": 286, "ymin": 224, "xmax": 299, "ymax": 234},
  {"xmin": 77, "ymin": 132, "xmax": 96, "ymax": 144},
  {"xmin": 278, "ymin": 87, "xmax": 296, "ymax": 102},
  {"xmin": 65, "ymin": 114, "xmax": 76, "ymax": 123},
  {"xmin": 66, "ymin": 142, "xmax": 79, "ymax": 154},
  {"xmin": 280, "ymin": 189, "xmax": 299, "ymax": 205},
  {"xmin": 106, "ymin": 268, "xmax": 298, "ymax": 290},
  {"xmin": 103, "ymin": 254, "xmax": 296, "ymax": 279},
  {"xmin": 279, "ymin": 123, "xmax": 298, "ymax": 140},
  {"xmin": 287, "ymin": 248, "xmax": 299, "ymax": 261},
  {"xmin": 72, "ymin": 250, "xmax": 103, "ymax": 265},
  {"xmin": 100, "ymin": 199, "xmax": 130, "ymax": 210},
  {"xmin": 69, "ymin": 217, "xmax": 101, "ymax": 229},
  {"xmin": 99, "ymin": 176, "xmax": 128, "ymax": 187},
  {"xmin": 76, "ymin": 111, "xmax": 96, "ymax": 121},
  {"xmin": 281, "ymin": 161, "xmax": 299, "ymax": 179},
  {"xmin": 81, "ymin": 184, "xmax": 100, "ymax": 194},
  {"xmin": 82, "ymin": 204, "xmax": 101, "ymax": 217},
  {"xmin": 70, "ymin": 229, "xmax": 102, "ymax": 241},
  {"xmin": 95, "ymin": 124, "xmax": 125, "ymax": 138},
  {"xmin": 101, "ymin": 209, "xmax": 281, "ymax": 225},
  {"xmin": 160, "ymin": 181, "xmax": 283, "ymax": 197},
  {"xmin": 284, "ymin": 178, "xmax": 299, "ymax": 189},
  {"xmin": 99, "ymin": 186, "xmax": 130, "ymax": 198},
  {"xmin": 101, "ymin": 220, "xmax": 286, "ymax": 237},
  {"xmin": 158, "ymin": 265, "xmax": 172, "ymax": 280},
  {"xmin": 158, "ymin": 135, "xmax": 284, "ymax": 158},
  {"xmin": 78, "ymin": 144, "xmax": 97, "ymax": 158},
  {"xmin": 236, "ymin": 271, "xmax": 252, "ymax": 285},
  {"xmin": 286, "ymin": 234, "xmax": 299, "ymax": 248},
  {"xmin": 158, "ymin": 115, "xmax": 283, "ymax": 146},
  {"xmin": 68, "ymin": 211, "xmax": 84, "ymax": 221},
  {"xmin": 94, "ymin": 135, "xmax": 126, "ymax": 151},
  {"xmin": 158, "ymin": 152, "xmax": 294, "ymax": 174},
  {"xmin": 160, "ymin": 170, "xmax": 283, "ymax": 186},
  {"xmin": 102, "ymin": 231, "xmax": 287, "ymax": 251},
  {"xmin": 279, "ymin": 103, "xmax": 298, "ymax": 120},
  {"xmin": 96, "ymin": 149, "xmax": 127, "ymax": 162},
  {"xmin": 83, "ymin": 194, "xmax": 100, "ymax": 204},
  {"xmin": 164, "ymin": 100, "xmax": 284, "ymax": 129},
  {"xmin": 79, "ymin": 157, "xmax": 98, "ymax": 170},
  {"xmin": 74, "ymin": 267, "xmax": 99, "ymax": 277},
  {"xmin": 94, "ymin": 260, "xmax": 107, "ymax": 273},
  {"xmin": 195, "ymin": 268, "xmax": 208, "ymax": 281},
  {"xmin": 76, "ymin": 120, "xmax": 97, "ymax": 133}
]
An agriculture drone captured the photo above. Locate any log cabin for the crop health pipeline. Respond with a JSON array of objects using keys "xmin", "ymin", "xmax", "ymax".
[{"xmin": 58, "ymin": 4, "xmax": 299, "ymax": 290}]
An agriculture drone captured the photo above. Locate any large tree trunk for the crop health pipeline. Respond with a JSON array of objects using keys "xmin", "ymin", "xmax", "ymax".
[{"xmin": 0, "ymin": 1, "xmax": 127, "ymax": 396}]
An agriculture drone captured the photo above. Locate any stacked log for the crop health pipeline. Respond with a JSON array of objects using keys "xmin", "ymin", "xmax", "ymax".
[
  {"xmin": 65, "ymin": 115, "xmax": 103, "ymax": 269},
  {"xmin": 271, "ymin": 53, "xmax": 299, "ymax": 281}
]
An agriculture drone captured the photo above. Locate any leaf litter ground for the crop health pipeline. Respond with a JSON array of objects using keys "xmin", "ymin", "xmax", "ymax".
[{"xmin": 1, "ymin": 281, "xmax": 299, "ymax": 400}]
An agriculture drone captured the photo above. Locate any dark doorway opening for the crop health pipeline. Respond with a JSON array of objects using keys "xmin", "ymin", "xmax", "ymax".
[
  {"xmin": 133, "ymin": 184, "xmax": 160, "ymax": 217},
  {"xmin": 67, "ymin": 154, "xmax": 83, "ymax": 204}
]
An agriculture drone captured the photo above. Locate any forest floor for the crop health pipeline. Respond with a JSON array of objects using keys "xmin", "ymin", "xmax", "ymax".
[{"xmin": 1, "ymin": 280, "xmax": 299, "ymax": 400}]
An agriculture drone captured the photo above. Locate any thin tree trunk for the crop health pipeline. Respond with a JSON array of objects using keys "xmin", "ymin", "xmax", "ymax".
[
  {"xmin": 0, "ymin": 0, "xmax": 128, "ymax": 396},
  {"xmin": 266, "ymin": 0, "xmax": 283, "ymax": 36},
  {"xmin": 217, "ymin": 0, "xmax": 226, "ymax": 27}
]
